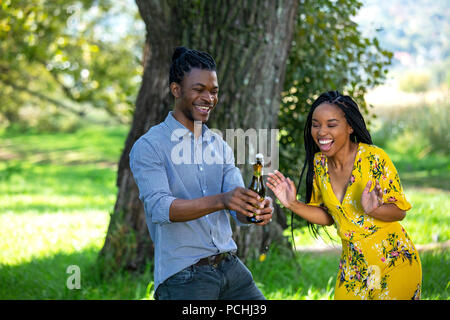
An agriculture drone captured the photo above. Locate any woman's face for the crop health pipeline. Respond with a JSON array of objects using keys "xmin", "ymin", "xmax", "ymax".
[{"xmin": 310, "ymin": 102, "xmax": 354, "ymax": 157}]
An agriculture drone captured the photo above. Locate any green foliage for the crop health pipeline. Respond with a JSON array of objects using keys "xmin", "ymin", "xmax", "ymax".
[
  {"xmin": 0, "ymin": 0, "xmax": 143, "ymax": 129},
  {"xmin": 278, "ymin": 0, "xmax": 392, "ymax": 226}
]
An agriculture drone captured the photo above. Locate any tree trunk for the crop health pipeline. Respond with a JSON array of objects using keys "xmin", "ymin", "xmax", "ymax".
[{"xmin": 99, "ymin": 0, "xmax": 299, "ymax": 273}]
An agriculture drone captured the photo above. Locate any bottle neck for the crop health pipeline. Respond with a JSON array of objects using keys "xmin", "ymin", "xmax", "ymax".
[{"xmin": 253, "ymin": 161, "xmax": 262, "ymax": 178}]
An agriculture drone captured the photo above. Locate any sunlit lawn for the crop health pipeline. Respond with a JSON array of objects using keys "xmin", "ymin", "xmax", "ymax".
[{"xmin": 0, "ymin": 125, "xmax": 448, "ymax": 300}]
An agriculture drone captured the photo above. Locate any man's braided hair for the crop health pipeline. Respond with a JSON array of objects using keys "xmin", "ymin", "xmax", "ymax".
[{"xmin": 169, "ymin": 46, "xmax": 216, "ymax": 86}]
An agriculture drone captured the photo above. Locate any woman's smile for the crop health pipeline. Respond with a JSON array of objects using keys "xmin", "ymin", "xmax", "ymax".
[
  {"xmin": 311, "ymin": 102, "xmax": 354, "ymax": 157},
  {"xmin": 318, "ymin": 138, "xmax": 334, "ymax": 152}
]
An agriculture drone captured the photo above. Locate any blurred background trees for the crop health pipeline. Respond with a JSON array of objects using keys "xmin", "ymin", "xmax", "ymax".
[
  {"xmin": 0, "ymin": 0, "xmax": 144, "ymax": 130},
  {"xmin": 2, "ymin": 0, "xmax": 448, "ymax": 133}
]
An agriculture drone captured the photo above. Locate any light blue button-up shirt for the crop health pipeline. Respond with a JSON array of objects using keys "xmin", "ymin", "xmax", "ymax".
[{"xmin": 129, "ymin": 111, "xmax": 249, "ymax": 290}]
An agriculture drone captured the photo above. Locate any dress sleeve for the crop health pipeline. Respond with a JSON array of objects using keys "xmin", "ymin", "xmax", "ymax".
[
  {"xmin": 307, "ymin": 167, "xmax": 324, "ymax": 207},
  {"xmin": 377, "ymin": 148, "xmax": 412, "ymax": 211}
]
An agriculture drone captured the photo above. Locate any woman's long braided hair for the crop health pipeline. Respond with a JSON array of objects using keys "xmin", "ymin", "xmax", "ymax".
[{"xmin": 294, "ymin": 91, "xmax": 373, "ymax": 239}]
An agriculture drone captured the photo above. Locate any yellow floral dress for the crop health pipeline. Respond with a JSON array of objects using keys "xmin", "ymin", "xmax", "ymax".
[{"xmin": 308, "ymin": 143, "xmax": 422, "ymax": 300}]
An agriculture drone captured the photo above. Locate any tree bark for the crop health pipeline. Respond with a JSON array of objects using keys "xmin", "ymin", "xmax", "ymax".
[{"xmin": 99, "ymin": 0, "xmax": 299, "ymax": 273}]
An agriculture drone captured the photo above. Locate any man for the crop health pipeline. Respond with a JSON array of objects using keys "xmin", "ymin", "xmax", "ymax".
[{"xmin": 129, "ymin": 46, "xmax": 273, "ymax": 300}]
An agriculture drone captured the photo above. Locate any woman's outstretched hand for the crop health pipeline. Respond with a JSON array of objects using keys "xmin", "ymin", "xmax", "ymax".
[
  {"xmin": 361, "ymin": 180, "xmax": 383, "ymax": 214},
  {"xmin": 267, "ymin": 170, "xmax": 297, "ymax": 209}
]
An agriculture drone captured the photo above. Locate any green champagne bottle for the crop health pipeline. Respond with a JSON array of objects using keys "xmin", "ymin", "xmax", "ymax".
[{"xmin": 247, "ymin": 153, "xmax": 265, "ymax": 223}]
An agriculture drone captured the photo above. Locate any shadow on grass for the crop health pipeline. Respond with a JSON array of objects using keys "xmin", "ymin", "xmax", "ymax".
[
  {"xmin": 0, "ymin": 125, "xmax": 128, "ymax": 166},
  {"xmin": 0, "ymin": 247, "xmax": 152, "ymax": 300},
  {"xmin": 2, "ymin": 202, "xmax": 113, "ymax": 215},
  {"xmin": 394, "ymin": 156, "xmax": 450, "ymax": 191},
  {"xmin": 1, "ymin": 161, "xmax": 117, "ymax": 199},
  {"xmin": 402, "ymin": 175, "xmax": 450, "ymax": 191}
]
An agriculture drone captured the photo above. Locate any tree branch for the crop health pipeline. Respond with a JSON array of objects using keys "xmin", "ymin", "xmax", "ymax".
[{"xmin": 0, "ymin": 78, "xmax": 86, "ymax": 117}]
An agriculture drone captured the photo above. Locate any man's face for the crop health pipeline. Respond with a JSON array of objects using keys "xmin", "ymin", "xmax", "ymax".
[{"xmin": 171, "ymin": 68, "xmax": 219, "ymax": 125}]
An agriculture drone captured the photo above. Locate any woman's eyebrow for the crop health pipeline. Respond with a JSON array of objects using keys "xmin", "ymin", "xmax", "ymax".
[{"xmin": 312, "ymin": 118, "xmax": 340, "ymax": 122}]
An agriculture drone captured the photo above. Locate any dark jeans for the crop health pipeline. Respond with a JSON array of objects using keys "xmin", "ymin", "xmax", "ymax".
[{"xmin": 154, "ymin": 253, "xmax": 265, "ymax": 300}]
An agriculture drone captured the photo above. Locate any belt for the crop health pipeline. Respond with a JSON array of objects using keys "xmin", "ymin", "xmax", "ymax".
[{"xmin": 195, "ymin": 252, "xmax": 231, "ymax": 267}]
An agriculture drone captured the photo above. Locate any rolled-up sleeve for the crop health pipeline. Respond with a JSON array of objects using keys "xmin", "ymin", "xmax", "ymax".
[{"xmin": 129, "ymin": 138, "xmax": 176, "ymax": 225}]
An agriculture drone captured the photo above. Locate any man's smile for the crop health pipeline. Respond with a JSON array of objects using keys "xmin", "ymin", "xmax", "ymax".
[{"xmin": 194, "ymin": 104, "xmax": 214, "ymax": 115}]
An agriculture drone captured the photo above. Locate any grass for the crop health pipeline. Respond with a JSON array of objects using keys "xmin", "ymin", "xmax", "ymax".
[{"xmin": 0, "ymin": 122, "xmax": 448, "ymax": 300}]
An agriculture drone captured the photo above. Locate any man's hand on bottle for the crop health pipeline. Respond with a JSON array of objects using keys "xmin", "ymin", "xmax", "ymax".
[
  {"xmin": 222, "ymin": 187, "xmax": 273, "ymax": 225},
  {"xmin": 255, "ymin": 196, "xmax": 274, "ymax": 226}
]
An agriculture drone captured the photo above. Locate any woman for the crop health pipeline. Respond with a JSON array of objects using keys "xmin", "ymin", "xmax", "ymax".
[{"xmin": 267, "ymin": 91, "xmax": 422, "ymax": 300}]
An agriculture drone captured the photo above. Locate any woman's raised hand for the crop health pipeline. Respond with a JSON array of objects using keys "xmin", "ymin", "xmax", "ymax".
[
  {"xmin": 267, "ymin": 170, "xmax": 297, "ymax": 209},
  {"xmin": 361, "ymin": 180, "xmax": 383, "ymax": 214}
]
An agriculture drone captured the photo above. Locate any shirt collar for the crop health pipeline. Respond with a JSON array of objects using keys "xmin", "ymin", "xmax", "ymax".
[{"xmin": 164, "ymin": 111, "xmax": 214, "ymax": 140}]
